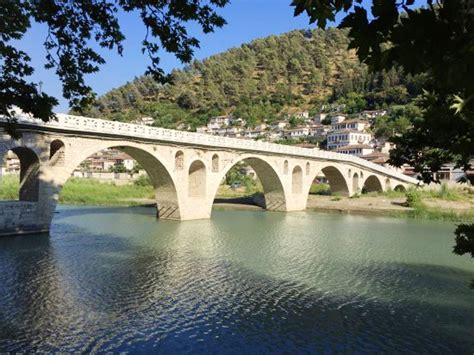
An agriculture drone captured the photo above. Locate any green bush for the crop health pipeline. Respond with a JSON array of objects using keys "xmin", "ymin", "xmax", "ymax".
[
  {"xmin": 405, "ymin": 189, "xmax": 423, "ymax": 208},
  {"xmin": 309, "ymin": 183, "xmax": 331, "ymax": 195},
  {"xmin": 134, "ymin": 174, "xmax": 152, "ymax": 186}
]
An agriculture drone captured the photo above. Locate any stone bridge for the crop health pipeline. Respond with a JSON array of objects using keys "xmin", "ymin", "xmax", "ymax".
[{"xmin": 0, "ymin": 113, "xmax": 418, "ymax": 236}]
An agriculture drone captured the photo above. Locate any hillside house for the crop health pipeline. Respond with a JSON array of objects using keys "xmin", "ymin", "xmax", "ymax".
[
  {"xmin": 327, "ymin": 130, "xmax": 373, "ymax": 150},
  {"xmin": 335, "ymin": 144, "xmax": 374, "ymax": 157}
]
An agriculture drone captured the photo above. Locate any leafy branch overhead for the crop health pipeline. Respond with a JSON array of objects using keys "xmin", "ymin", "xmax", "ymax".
[
  {"xmin": 0, "ymin": 0, "xmax": 229, "ymax": 122},
  {"xmin": 292, "ymin": 0, "xmax": 474, "ymax": 182}
]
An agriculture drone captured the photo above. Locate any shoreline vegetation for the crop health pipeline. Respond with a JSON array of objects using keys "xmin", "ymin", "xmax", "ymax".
[{"xmin": 0, "ymin": 176, "xmax": 473, "ymax": 222}]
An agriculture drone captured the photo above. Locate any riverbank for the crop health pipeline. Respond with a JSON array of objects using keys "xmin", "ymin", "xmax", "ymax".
[{"xmin": 1, "ymin": 176, "xmax": 473, "ymax": 222}]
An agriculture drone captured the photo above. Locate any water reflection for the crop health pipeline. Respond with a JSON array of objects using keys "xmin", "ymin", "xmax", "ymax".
[{"xmin": 0, "ymin": 206, "xmax": 473, "ymax": 353}]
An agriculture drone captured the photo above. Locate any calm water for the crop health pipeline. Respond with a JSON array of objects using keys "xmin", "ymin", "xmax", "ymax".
[{"xmin": 0, "ymin": 206, "xmax": 473, "ymax": 353}]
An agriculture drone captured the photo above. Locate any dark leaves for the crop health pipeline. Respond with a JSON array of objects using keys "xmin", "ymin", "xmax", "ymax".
[{"xmin": 1, "ymin": 0, "xmax": 229, "ymax": 121}]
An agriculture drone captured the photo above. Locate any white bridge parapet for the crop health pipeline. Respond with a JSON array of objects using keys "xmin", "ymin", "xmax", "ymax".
[
  {"xmin": 2, "ymin": 113, "xmax": 418, "ymax": 185},
  {"xmin": 0, "ymin": 111, "xmax": 420, "ymax": 235}
]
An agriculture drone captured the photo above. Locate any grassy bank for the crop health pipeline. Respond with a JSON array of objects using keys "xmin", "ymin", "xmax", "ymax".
[
  {"xmin": 59, "ymin": 178, "xmax": 155, "ymax": 205},
  {"xmin": 387, "ymin": 187, "xmax": 474, "ymax": 222},
  {"xmin": 1, "ymin": 175, "xmax": 472, "ymax": 222},
  {"xmin": 0, "ymin": 175, "xmax": 155, "ymax": 206},
  {"xmin": 0, "ymin": 175, "xmax": 19, "ymax": 200}
]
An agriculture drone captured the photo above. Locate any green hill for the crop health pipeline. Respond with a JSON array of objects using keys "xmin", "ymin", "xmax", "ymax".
[{"xmin": 81, "ymin": 28, "xmax": 424, "ymax": 129}]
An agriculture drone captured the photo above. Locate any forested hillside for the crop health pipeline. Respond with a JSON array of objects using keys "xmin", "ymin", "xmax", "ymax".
[{"xmin": 80, "ymin": 28, "xmax": 425, "ymax": 129}]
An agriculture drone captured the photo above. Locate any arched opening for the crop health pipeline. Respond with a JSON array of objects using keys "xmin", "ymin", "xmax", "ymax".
[
  {"xmin": 283, "ymin": 160, "xmax": 289, "ymax": 175},
  {"xmin": 306, "ymin": 165, "xmax": 350, "ymax": 206},
  {"xmin": 0, "ymin": 147, "xmax": 40, "ymax": 202},
  {"xmin": 292, "ymin": 165, "xmax": 303, "ymax": 194},
  {"xmin": 305, "ymin": 162, "xmax": 310, "ymax": 175},
  {"xmin": 175, "ymin": 151, "xmax": 184, "ymax": 171},
  {"xmin": 188, "ymin": 160, "xmax": 206, "ymax": 198},
  {"xmin": 353, "ymin": 173, "xmax": 360, "ymax": 194},
  {"xmin": 363, "ymin": 175, "xmax": 383, "ymax": 193},
  {"xmin": 320, "ymin": 166, "xmax": 350, "ymax": 196},
  {"xmin": 57, "ymin": 146, "xmax": 180, "ymax": 219},
  {"xmin": 49, "ymin": 139, "xmax": 65, "ymax": 166},
  {"xmin": 213, "ymin": 157, "xmax": 286, "ymax": 211},
  {"xmin": 212, "ymin": 154, "xmax": 219, "ymax": 173},
  {"xmin": 394, "ymin": 184, "xmax": 406, "ymax": 192},
  {"xmin": 348, "ymin": 169, "xmax": 352, "ymax": 178},
  {"xmin": 385, "ymin": 178, "xmax": 391, "ymax": 191}
]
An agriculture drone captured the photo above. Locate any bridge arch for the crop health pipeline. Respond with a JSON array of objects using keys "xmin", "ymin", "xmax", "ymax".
[
  {"xmin": 215, "ymin": 156, "xmax": 287, "ymax": 211},
  {"xmin": 59, "ymin": 144, "xmax": 181, "ymax": 219},
  {"xmin": 292, "ymin": 165, "xmax": 303, "ymax": 194},
  {"xmin": 49, "ymin": 139, "xmax": 65, "ymax": 166},
  {"xmin": 319, "ymin": 165, "xmax": 350, "ymax": 196},
  {"xmin": 188, "ymin": 159, "xmax": 207, "ymax": 198},
  {"xmin": 363, "ymin": 175, "xmax": 383, "ymax": 193},
  {"xmin": 394, "ymin": 184, "xmax": 406, "ymax": 192}
]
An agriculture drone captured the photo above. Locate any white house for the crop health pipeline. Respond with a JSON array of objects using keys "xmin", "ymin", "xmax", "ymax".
[
  {"xmin": 207, "ymin": 115, "xmax": 230, "ymax": 130},
  {"xmin": 309, "ymin": 124, "xmax": 330, "ymax": 138},
  {"xmin": 331, "ymin": 118, "xmax": 369, "ymax": 132},
  {"xmin": 289, "ymin": 111, "xmax": 310, "ymax": 119},
  {"xmin": 312, "ymin": 113, "xmax": 327, "ymax": 124},
  {"xmin": 326, "ymin": 130, "xmax": 373, "ymax": 150},
  {"xmin": 285, "ymin": 127, "xmax": 310, "ymax": 138},
  {"xmin": 330, "ymin": 114, "xmax": 347, "ymax": 125},
  {"xmin": 360, "ymin": 110, "xmax": 387, "ymax": 119},
  {"xmin": 132, "ymin": 116, "xmax": 154, "ymax": 126},
  {"xmin": 335, "ymin": 144, "xmax": 374, "ymax": 157},
  {"xmin": 242, "ymin": 130, "xmax": 264, "ymax": 139},
  {"xmin": 270, "ymin": 121, "xmax": 288, "ymax": 130}
]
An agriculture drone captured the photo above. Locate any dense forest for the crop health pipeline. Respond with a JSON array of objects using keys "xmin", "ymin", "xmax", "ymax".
[{"xmin": 79, "ymin": 28, "xmax": 425, "ymax": 130}]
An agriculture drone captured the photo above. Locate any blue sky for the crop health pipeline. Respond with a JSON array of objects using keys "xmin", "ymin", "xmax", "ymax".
[{"xmin": 16, "ymin": 0, "xmax": 382, "ymax": 112}]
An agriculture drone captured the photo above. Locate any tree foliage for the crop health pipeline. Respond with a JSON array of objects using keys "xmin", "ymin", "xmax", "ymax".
[
  {"xmin": 84, "ymin": 28, "xmax": 423, "ymax": 129},
  {"xmin": 0, "ymin": 0, "xmax": 228, "ymax": 129},
  {"xmin": 291, "ymin": 0, "xmax": 474, "ymax": 183}
]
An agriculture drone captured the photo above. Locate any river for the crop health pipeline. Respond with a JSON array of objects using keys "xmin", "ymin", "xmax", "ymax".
[{"xmin": 0, "ymin": 206, "xmax": 473, "ymax": 353}]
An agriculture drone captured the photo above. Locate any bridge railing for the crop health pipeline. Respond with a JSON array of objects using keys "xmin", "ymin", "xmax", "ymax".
[{"xmin": 0, "ymin": 113, "xmax": 419, "ymax": 184}]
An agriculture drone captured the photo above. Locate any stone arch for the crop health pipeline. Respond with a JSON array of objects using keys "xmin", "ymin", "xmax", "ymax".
[
  {"xmin": 175, "ymin": 150, "xmax": 184, "ymax": 171},
  {"xmin": 49, "ymin": 139, "xmax": 65, "ymax": 166},
  {"xmin": 394, "ymin": 184, "xmax": 406, "ymax": 192},
  {"xmin": 319, "ymin": 165, "xmax": 350, "ymax": 196},
  {"xmin": 385, "ymin": 178, "xmax": 391, "ymax": 191},
  {"xmin": 62, "ymin": 144, "xmax": 181, "ymax": 219},
  {"xmin": 348, "ymin": 168, "xmax": 352, "ymax": 178},
  {"xmin": 283, "ymin": 160, "xmax": 289, "ymax": 175},
  {"xmin": 363, "ymin": 175, "xmax": 383, "ymax": 193},
  {"xmin": 353, "ymin": 172, "xmax": 360, "ymax": 194},
  {"xmin": 216, "ymin": 156, "xmax": 287, "ymax": 211},
  {"xmin": 305, "ymin": 161, "xmax": 310, "ymax": 175},
  {"xmin": 8, "ymin": 147, "xmax": 40, "ymax": 201},
  {"xmin": 292, "ymin": 165, "xmax": 303, "ymax": 194},
  {"xmin": 188, "ymin": 160, "xmax": 207, "ymax": 198},
  {"xmin": 211, "ymin": 154, "xmax": 219, "ymax": 173}
]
